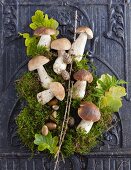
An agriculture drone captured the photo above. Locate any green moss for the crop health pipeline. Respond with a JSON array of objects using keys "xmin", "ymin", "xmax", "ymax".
[
  {"xmin": 62, "ymin": 110, "xmax": 113, "ymax": 156},
  {"xmin": 71, "ymin": 99, "xmax": 81, "ymax": 109},
  {"xmin": 16, "ymin": 72, "xmax": 43, "ymax": 99},
  {"xmin": 73, "ymin": 57, "xmax": 89, "ymax": 71},
  {"xmin": 62, "ymin": 130, "xmax": 75, "ymax": 157},
  {"xmin": 16, "ymin": 72, "xmax": 52, "ymax": 151},
  {"xmin": 16, "ymin": 69, "xmax": 114, "ymax": 156},
  {"xmin": 16, "ymin": 104, "xmax": 51, "ymax": 151},
  {"xmin": 15, "ymin": 56, "xmax": 116, "ymax": 157}
]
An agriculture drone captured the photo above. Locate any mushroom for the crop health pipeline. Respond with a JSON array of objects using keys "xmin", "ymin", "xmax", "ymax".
[
  {"xmin": 51, "ymin": 38, "xmax": 71, "ymax": 75},
  {"xmin": 28, "ymin": 55, "xmax": 53, "ymax": 89},
  {"xmin": 37, "ymin": 82, "xmax": 65, "ymax": 105},
  {"xmin": 77, "ymin": 102, "xmax": 101, "ymax": 133},
  {"xmin": 34, "ymin": 27, "xmax": 56, "ymax": 48},
  {"xmin": 72, "ymin": 69, "xmax": 93, "ymax": 99},
  {"xmin": 52, "ymin": 105, "xmax": 59, "ymax": 111},
  {"xmin": 69, "ymin": 26, "xmax": 93, "ymax": 62},
  {"xmin": 68, "ymin": 117, "xmax": 75, "ymax": 127}
]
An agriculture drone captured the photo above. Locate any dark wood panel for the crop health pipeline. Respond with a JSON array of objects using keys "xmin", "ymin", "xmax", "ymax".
[{"xmin": 0, "ymin": 0, "xmax": 131, "ymax": 169}]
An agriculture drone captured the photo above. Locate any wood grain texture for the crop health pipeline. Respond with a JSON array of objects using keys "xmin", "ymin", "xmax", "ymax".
[{"xmin": 0, "ymin": 0, "xmax": 131, "ymax": 169}]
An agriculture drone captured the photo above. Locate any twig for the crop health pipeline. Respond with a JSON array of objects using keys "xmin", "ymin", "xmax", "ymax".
[
  {"xmin": 54, "ymin": 10, "xmax": 78, "ymax": 170},
  {"xmin": 74, "ymin": 10, "xmax": 78, "ymax": 41}
]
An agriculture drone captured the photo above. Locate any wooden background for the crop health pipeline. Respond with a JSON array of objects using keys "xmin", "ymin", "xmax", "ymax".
[{"xmin": 0, "ymin": 0, "xmax": 131, "ymax": 169}]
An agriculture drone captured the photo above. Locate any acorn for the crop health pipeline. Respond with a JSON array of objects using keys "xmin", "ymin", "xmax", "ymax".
[
  {"xmin": 50, "ymin": 111, "xmax": 57, "ymax": 122},
  {"xmin": 46, "ymin": 122, "xmax": 57, "ymax": 130},
  {"xmin": 48, "ymin": 98, "xmax": 58, "ymax": 106},
  {"xmin": 52, "ymin": 105, "xmax": 59, "ymax": 111},
  {"xmin": 52, "ymin": 111, "xmax": 57, "ymax": 118},
  {"xmin": 68, "ymin": 117, "xmax": 75, "ymax": 127},
  {"xmin": 41, "ymin": 125, "xmax": 49, "ymax": 136}
]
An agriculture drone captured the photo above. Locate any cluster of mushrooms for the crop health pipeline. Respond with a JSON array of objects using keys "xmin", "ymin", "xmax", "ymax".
[{"xmin": 28, "ymin": 26, "xmax": 101, "ymax": 135}]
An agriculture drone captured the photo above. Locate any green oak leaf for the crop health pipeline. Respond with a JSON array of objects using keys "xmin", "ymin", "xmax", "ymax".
[
  {"xmin": 19, "ymin": 33, "xmax": 48, "ymax": 56},
  {"xmin": 96, "ymin": 74, "xmax": 115, "ymax": 91},
  {"xmin": 29, "ymin": 10, "xmax": 59, "ymax": 32},
  {"xmin": 34, "ymin": 132, "xmax": 58, "ymax": 155},
  {"xmin": 107, "ymin": 86, "xmax": 126, "ymax": 98},
  {"xmin": 34, "ymin": 134, "xmax": 46, "ymax": 145},
  {"xmin": 100, "ymin": 94, "xmax": 122, "ymax": 112},
  {"xmin": 38, "ymin": 143, "xmax": 50, "ymax": 151},
  {"xmin": 96, "ymin": 74, "xmax": 127, "ymax": 93}
]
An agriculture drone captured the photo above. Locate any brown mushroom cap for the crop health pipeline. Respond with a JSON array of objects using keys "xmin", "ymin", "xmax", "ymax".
[
  {"xmin": 73, "ymin": 69, "xmax": 93, "ymax": 83},
  {"xmin": 28, "ymin": 55, "xmax": 50, "ymax": 71},
  {"xmin": 34, "ymin": 27, "xmax": 56, "ymax": 36},
  {"xmin": 76, "ymin": 26, "xmax": 93, "ymax": 39},
  {"xmin": 78, "ymin": 102, "xmax": 101, "ymax": 122},
  {"xmin": 51, "ymin": 38, "xmax": 71, "ymax": 51},
  {"xmin": 50, "ymin": 82, "xmax": 65, "ymax": 101}
]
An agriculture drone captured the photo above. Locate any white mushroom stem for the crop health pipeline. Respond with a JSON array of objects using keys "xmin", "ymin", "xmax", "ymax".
[
  {"xmin": 37, "ymin": 89, "xmax": 54, "ymax": 105},
  {"xmin": 53, "ymin": 50, "xmax": 67, "ymax": 74},
  {"xmin": 37, "ymin": 65, "xmax": 53, "ymax": 89},
  {"xmin": 72, "ymin": 81, "xmax": 86, "ymax": 99},
  {"xmin": 37, "ymin": 35, "xmax": 51, "ymax": 48},
  {"xmin": 69, "ymin": 33, "xmax": 88, "ymax": 62},
  {"xmin": 77, "ymin": 120, "xmax": 93, "ymax": 134}
]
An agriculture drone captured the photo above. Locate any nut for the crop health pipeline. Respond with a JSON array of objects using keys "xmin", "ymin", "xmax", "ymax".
[
  {"xmin": 52, "ymin": 111, "xmax": 57, "ymax": 118},
  {"xmin": 50, "ymin": 111, "xmax": 57, "ymax": 121},
  {"xmin": 52, "ymin": 105, "xmax": 59, "ymax": 111},
  {"xmin": 41, "ymin": 125, "xmax": 49, "ymax": 136},
  {"xmin": 46, "ymin": 122, "xmax": 57, "ymax": 130},
  {"xmin": 68, "ymin": 117, "xmax": 75, "ymax": 127}
]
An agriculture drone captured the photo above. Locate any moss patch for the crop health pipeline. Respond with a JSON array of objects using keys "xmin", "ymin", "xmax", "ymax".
[{"xmin": 15, "ymin": 70, "xmax": 113, "ymax": 156}]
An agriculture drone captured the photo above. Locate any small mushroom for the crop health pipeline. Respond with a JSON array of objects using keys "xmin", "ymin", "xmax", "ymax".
[
  {"xmin": 77, "ymin": 102, "xmax": 101, "ymax": 133},
  {"xmin": 69, "ymin": 26, "xmax": 93, "ymax": 62},
  {"xmin": 51, "ymin": 38, "xmax": 71, "ymax": 75},
  {"xmin": 68, "ymin": 117, "xmax": 75, "ymax": 127},
  {"xmin": 52, "ymin": 105, "xmax": 59, "ymax": 111},
  {"xmin": 46, "ymin": 122, "xmax": 57, "ymax": 130},
  {"xmin": 28, "ymin": 55, "xmax": 53, "ymax": 89},
  {"xmin": 37, "ymin": 82, "xmax": 65, "ymax": 105},
  {"xmin": 34, "ymin": 27, "xmax": 56, "ymax": 48},
  {"xmin": 42, "ymin": 125, "xmax": 49, "ymax": 136},
  {"xmin": 72, "ymin": 69, "xmax": 93, "ymax": 99}
]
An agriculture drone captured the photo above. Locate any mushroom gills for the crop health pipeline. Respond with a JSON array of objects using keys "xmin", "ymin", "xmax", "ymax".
[{"xmin": 77, "ymin": 120, "xmax": 93, "ymax": 134}]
